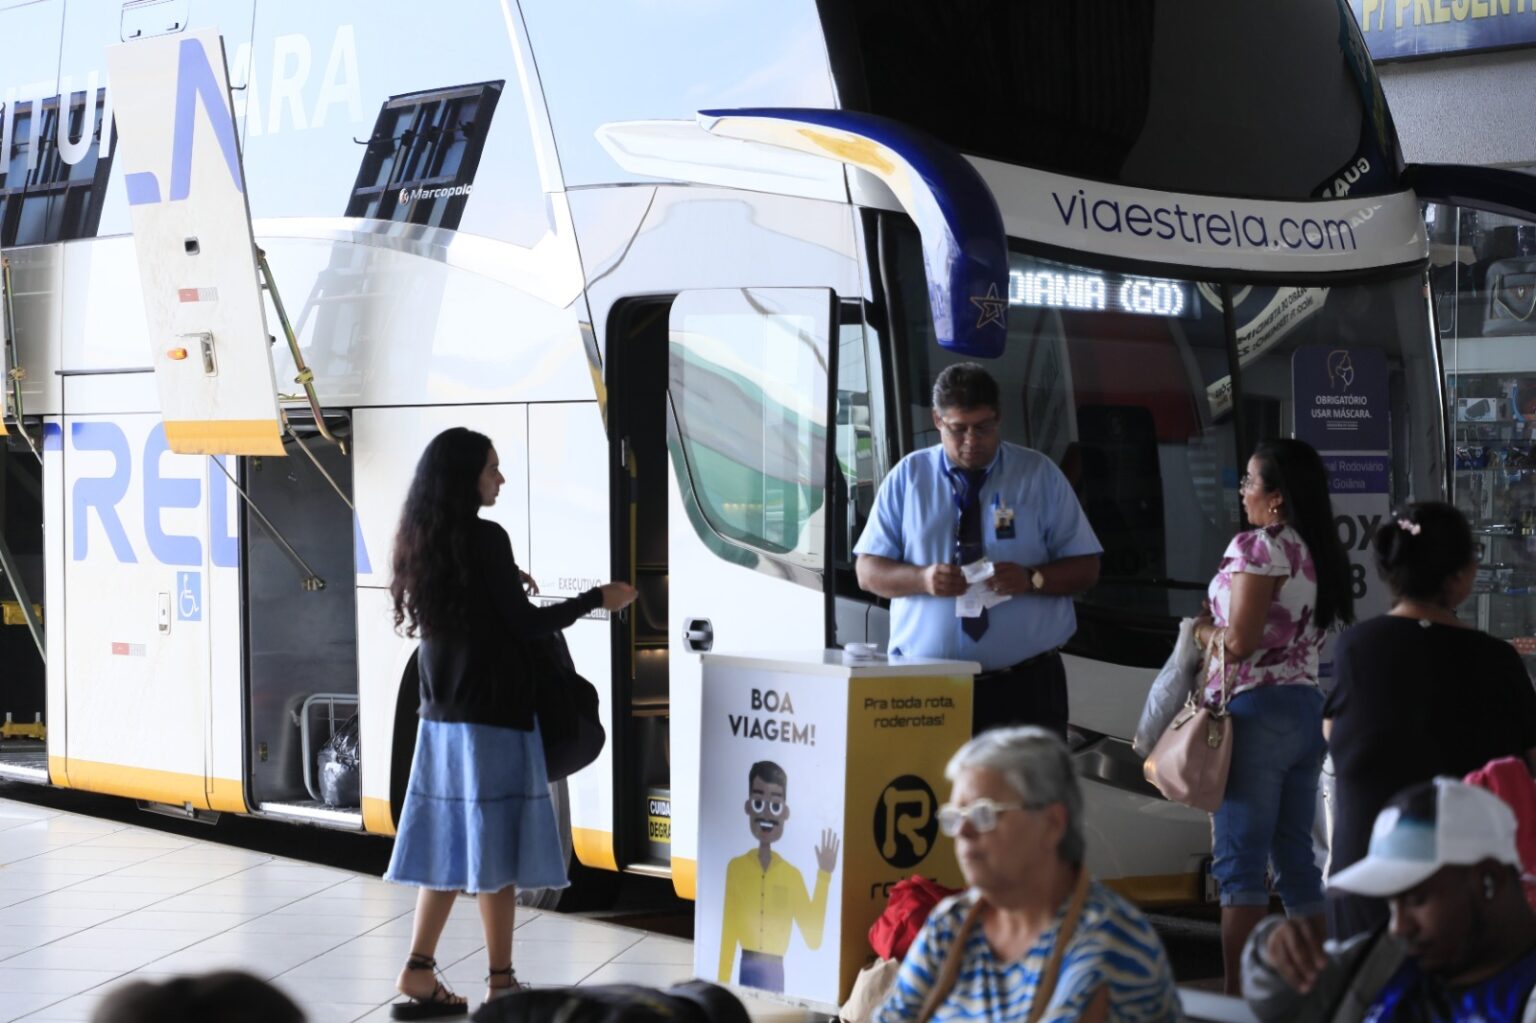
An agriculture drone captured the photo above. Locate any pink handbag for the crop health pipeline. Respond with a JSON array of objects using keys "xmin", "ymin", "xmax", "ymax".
[{"xmin": 1144, "ymin": 632, "xmax": 1233, "ymax": 813}]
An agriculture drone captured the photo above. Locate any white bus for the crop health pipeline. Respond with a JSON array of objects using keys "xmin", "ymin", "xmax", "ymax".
[{"xmin": 0, "ymin": 0, "xmax": 1528, "ymax": 908}]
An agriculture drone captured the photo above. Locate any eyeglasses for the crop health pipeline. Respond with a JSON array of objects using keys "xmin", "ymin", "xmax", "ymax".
[
  {"xmin": 1238, "ymin": 472, "xmax": 1267, "ymax": 494},
  {"xmin": 749, "ymin": 798, "xmax": 785, "ymax": 816},
  {"xmin": 936, "ymin": 797, "xmax": 1035, "ymax": 836},
  {"xmin": 938, "ymin": 416, "xmax": 1000, "ymax": 439}
]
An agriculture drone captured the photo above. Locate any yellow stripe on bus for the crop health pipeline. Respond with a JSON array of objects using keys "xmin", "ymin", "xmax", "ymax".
[
  {"xmin": 48, "ymin": 756, "xmax": 242, "ymax": 811},
  {"xmin": 162, "ymin": 419, "xmax": 285, "ymax": 455},
  {"xmin": 362, "ymin": 797, "xmax": 395, "ymax": 836},
  {"xmin": 206, "ymin": 775, "xmax": 248, "ymax": 814},
  {"xmin": 1101, "ymin": 871, "xmax": 1203, "ymax": 907},
  {"xmin": 672, "ymin": 856, "xmax": 696, "ymax": 900},
  {"xmin": 573, "ymin": 827, "xmax": 617, "ymax": 871}
]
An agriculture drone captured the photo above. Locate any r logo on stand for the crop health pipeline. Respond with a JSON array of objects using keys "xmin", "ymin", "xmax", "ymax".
[{"xmin": 874, "ymin": 774, "xmax": 938, "ymax": 869}]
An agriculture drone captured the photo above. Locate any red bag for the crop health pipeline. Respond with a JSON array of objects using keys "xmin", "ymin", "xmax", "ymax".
[
  {"xmin": 868, "ymin": 876, "xmax": 962, "ymax": 961},
  {"xmin": 1465, "ymin": 756, "xmax": 1536, "ymax": 912}
]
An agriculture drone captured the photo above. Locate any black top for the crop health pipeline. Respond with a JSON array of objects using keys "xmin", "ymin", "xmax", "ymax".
[
  {"xmin": 416, "ymin": 519, "xmax": 602, "ymax": 730},
  {"xmin": 1325, "ymin": 616, "xmax": 1536, "ymax": 878}
]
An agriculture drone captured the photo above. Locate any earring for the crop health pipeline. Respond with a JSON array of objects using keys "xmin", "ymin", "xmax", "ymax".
[{"xmin": 1485, "ymin": 874, "xmax": 1496, "ymax": 901}]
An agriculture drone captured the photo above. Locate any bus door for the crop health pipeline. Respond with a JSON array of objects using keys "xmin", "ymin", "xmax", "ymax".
[{"xmin": 657, "ymin": 288, "xmax": 835, "ymax": 897}]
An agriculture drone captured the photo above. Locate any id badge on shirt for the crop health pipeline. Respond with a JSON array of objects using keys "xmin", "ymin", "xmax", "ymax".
[{"xmin": 993, "ymin": 496, "xmax": 1016, "ymax": 540}]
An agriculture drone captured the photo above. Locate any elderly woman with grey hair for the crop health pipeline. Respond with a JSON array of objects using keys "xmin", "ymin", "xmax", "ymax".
[{"xmin": 875, "ymin": 727, "xmax": 1181, "ymax": 1022}]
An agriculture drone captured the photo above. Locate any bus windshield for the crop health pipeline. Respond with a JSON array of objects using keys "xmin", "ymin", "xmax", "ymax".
[
  {"xmin": 830, "ymin": 0, "xmax": 1402, "ymax": 201},
  {"xmin": 884, "ymin": 220, "xmax": 1443, "ymax": 656}
]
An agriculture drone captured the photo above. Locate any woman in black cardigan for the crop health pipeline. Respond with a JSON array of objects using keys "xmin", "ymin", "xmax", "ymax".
[
  {"xmin": 383, "ymin": 427, "xmax": 634, "ymax": 1018},
  {"xmin": 1325, "ymin": 501, "xmax": 1536, "ymax": 941}
]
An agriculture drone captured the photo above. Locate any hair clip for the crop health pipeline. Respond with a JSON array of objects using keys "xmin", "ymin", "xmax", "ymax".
[{"xmin": 1397, "ymin": 518, "xmax": 1422, "ymax": 536}]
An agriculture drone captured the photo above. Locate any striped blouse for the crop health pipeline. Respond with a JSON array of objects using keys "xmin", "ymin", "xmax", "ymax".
[{"xmin": 874, "ymin": 883, "xmax": 1182, "ymax": 1022}]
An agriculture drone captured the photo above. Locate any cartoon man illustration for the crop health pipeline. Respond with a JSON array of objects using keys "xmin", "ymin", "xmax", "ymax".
[{"xmin": 718, "ymin": 760, "xmax": 840, "ymax": 993}]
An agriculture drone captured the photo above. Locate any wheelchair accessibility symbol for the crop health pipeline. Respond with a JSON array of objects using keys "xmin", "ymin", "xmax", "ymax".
[{"xmin": 176, "ymin": 571, "xmax": 202, "ymax": 622}]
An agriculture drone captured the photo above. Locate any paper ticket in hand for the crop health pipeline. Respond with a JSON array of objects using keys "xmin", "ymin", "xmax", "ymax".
[
  {"xmin": 956, "ymin": 585, "xmax": 1009, "ymax": 618},
  {"xmin": 979, "ymin": 587, "xmax": 1011, "ymax": 610},
  {"xmin": 961, "ymin": 559, "xmax": 995, "ymax": 584}
]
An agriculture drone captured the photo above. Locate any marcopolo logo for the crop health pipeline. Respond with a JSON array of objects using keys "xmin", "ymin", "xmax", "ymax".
[
  {"xmin": 398, "ymin": 183, "xmax": 473, "ymax": 205},
  {"xmin": 873, "ymin": 774, "xmax": 938, "ymax": 869}
]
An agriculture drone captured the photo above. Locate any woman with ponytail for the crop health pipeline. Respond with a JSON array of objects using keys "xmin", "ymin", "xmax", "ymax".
[
  {"xmin": 1192, "ymin": 438, "xmax": 1356, "ymax": 993},
  {"xmin": 1324, "ymin": 501, "xmax": 1536, "ymax": 940}
]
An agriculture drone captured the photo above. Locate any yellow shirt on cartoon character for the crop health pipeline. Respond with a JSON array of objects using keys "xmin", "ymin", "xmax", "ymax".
[{"xmin": 718, "ymin": 851, "xmax": 831, "ymax": 983}]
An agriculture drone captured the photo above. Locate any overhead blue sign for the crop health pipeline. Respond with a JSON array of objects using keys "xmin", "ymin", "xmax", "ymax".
[{"xmin": 1350, "ymin": 0, "xmax": 1536, "ymax": 60}]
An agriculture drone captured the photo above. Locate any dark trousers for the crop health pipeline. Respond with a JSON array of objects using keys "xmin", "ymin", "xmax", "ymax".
[
  {"xmin": 739, "ymin": 950, "xmax": 784, "ymax": 992},
  {"xmin": 972, "ymin": 651, "xmax": 1069, "ymax": 738}
]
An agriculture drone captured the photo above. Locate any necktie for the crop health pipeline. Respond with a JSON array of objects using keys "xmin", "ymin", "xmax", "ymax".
[{"xmin": 956, "ymin": 469, "xmax": 988, "ymax": 641}]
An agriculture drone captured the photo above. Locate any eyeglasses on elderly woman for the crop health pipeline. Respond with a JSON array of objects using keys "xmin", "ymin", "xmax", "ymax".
[{"xmin": 936, "ymin": 797, "xmax": 1046, "ymax": 836}]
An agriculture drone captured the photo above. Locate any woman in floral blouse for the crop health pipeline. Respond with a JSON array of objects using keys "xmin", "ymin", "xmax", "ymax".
[{"xmin": 1192, "ymin": 438, "xmax": 1355, "ymax": 994}]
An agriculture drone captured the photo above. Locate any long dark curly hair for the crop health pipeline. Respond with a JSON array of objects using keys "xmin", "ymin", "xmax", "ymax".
[
  {"xmin": 390, "ymin": 427, "xmax": 492, "ymax": 637},
  {"xmin": 1252, "ymin": 438, "xmax": 1355, "ymax": 631}
]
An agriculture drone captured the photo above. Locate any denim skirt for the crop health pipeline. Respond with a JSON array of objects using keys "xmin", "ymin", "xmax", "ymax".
[{"xmin": 384, "ymin": 719, "xmax": 569, "ymax": 894}]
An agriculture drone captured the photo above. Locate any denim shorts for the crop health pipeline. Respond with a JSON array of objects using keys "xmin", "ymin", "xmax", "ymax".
[{"xmin": 1210, "ymin": 683, "xmax": 1326, "ymax": 914}]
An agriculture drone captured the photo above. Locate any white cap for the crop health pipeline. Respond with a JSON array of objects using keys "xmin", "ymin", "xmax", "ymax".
[{"xmin": 1329, "ymin": 778, "xmax": 1522, "ymax": 898}]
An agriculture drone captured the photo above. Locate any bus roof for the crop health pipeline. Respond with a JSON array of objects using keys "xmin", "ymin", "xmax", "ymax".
[{"xmin": 824, "ymin": 0, "xmax": 1404, "ymax": 203}]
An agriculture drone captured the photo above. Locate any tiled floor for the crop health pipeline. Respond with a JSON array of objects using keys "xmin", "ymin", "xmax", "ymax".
[{"xmin": 0, "ymin": 797, "xmax": 816, "ymax": 1022}]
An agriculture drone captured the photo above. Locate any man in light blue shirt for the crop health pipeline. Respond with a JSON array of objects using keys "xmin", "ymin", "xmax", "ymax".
[{"xmin": 853, "ymin": 363, "xmax": 1102, "ymax": 736}]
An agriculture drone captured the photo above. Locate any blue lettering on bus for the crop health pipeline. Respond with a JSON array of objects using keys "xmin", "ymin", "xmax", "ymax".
[
  {"xmin": 144, "ymin": 423, "xmax": 202, "ymax": 566},
  {"xmin": 71, "ymin": 422, "xmax": 136, "ymax": 564},
  {"xmin": 125, "ymin": 36, "xmax": 246, "ymax": 206},
  {"xmin": 209, "ymin": 455, "xmax": 238, "ymax": 569},
  {"xmin": 352, "ymin": 514, "xmax": 372, "ymax": 575},
  {"xmin": 67, "ymin": 420, "xmax": 371, "ymax": 571}
]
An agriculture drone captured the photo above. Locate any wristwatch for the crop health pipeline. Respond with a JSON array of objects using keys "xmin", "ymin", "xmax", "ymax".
[{"xmin": 1030, "ymin": 568, "xmax": 1046, "ymax": 592}]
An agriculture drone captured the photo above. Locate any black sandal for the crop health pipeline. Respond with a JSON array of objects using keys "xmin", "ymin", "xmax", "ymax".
[
  {"xmin": 391, "ymin": 953, "xmax": 468, "ymax": 1020},
  {"xmin": 485, "ymin": 964, "xmax": 523, "ymax": 1001}
]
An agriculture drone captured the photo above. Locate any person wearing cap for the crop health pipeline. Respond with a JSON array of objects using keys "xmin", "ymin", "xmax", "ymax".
[
  {"xmin": 854, "ymin": 363, "xmax": 1101, "ymax": 738},
  {"xmin": 1242, "ymin": 778, "xmax": 1536, "ymax": 1022}
]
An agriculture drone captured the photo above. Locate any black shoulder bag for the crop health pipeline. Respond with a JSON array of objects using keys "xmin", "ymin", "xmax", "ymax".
[{"xmin": 530, "ymin": 631, "xmax": 606, "ymax": 782}]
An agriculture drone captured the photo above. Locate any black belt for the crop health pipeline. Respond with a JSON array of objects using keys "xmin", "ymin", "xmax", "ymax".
[{"xmin": 977, "ymin": 647, "xmax": 1062, "ymax": 680}]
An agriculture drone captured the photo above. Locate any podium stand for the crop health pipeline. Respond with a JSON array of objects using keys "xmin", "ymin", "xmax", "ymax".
[{"xmin": 692, "ymin": 650, "xmax": 976, "ymax": 1009}]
